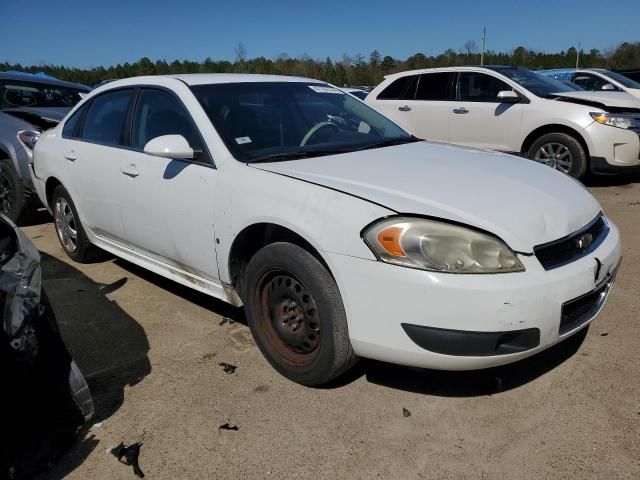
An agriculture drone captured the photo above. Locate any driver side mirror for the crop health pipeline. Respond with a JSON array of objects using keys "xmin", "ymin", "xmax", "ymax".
[
  {"xmin": 497, "ymin": 90, "xmax": 520, "ymax": 103},
  {"xmin": 601, "ymin": 83, "xmax": 616, "ymax": 91},
  {"xmin": 144, "ymin": 135, "xmax": 194, "ymax": 159}
]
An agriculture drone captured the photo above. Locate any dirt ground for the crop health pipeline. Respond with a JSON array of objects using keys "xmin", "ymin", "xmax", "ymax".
[{"xmin": 26, "ymin": 176, "xmax": 640, "ymax": 480}]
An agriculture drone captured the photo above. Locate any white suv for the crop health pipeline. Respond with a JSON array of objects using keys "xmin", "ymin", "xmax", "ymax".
[
  {"xmin": 366, "ymin": 66, "xmax": 640, "ymax": 178},
  {"xmin": 31, "ymin": 74, "xmax": 620, "ymax": 385}
]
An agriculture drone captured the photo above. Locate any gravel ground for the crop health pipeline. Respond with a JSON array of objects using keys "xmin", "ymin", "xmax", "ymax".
[{"xmin": 26, "ymin": 176, "xmax": 640, "ymax": 480}]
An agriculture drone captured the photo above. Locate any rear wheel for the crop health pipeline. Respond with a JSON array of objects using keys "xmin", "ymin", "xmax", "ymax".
[
  {"xmin": 244, "ymin": 242, "xmax": 357, "ymax": 386},
  {"xmin": 51, "ymin": 185, "xmax": 96, "ymax": 262},
  {"xmin": 527, "ymin": 132, "xmax": 588, "ymax": 179},
  {"xmin": 0, "ymin": 159, "xmax": 26, "ymax": 222}
]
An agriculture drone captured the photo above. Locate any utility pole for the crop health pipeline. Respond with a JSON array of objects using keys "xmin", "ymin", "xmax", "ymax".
[
  {"xmin": 480, "ymin": 27, "xmax": 486, "ymax": 66},
  {"xmin": 576, "ymin": 41, "xmax": 581, "ymax": 69}
]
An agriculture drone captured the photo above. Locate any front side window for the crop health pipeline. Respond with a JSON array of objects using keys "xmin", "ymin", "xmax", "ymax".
[
  {"xmin": 573, "ymin": 74, "xmax": 612, "ymax": 91},
  {"xmin": 415, "ymin": 73, "xmax": 456, "ymax": 101},
  {"xmin": 81, "ymin": 89, "xmax": 133, "ymax": 146},
  {"xmin": 458, "ymin": 72, "xmax": 512, "ymax": 102},
  {"xmin": 192, "ymin": 82, "xmax": 414, "ymax": 162},
  {"xmin": 132, "ymin": 89, "xmax": 205, "ymax": 157},
  {"xmin": 496, "ymin": 68, "xmax": 574, "ymax": 97},
  {"xmin": 0, "ymin": 80, "xmax": 86, "ymax": 109},
  {"xmin": 376, "ymin": 75, "xmax": 419, "ymax": 100}
]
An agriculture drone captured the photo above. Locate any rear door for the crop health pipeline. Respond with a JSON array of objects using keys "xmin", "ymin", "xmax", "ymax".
[
  {"xmin": 448, "ymin": 71, "xmax": 524, "ymax": 151},
  {"xmin": 64, "ymin": 88, "xmax": 134, "ymax": 246},
  {"xmin": 117, "ymin": 87, "xmax": 220, "ymax": 283}
]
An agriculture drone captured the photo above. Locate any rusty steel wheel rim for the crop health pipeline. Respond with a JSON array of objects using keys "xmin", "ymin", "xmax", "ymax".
[{"xmin": 256, "ymin": 269, "xmax": 321, "ymax": 366}]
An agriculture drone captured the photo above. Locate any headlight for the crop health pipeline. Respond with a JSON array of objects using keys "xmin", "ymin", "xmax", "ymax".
[
  {"xmin": 17, "ymin": 130, "xmax": 41, "ymax": 150},
  {"xmin": 590, "ymin": 112, "xmax": 637, "ymax": 130},
  {"xmin": 363, "ymin": 217, "xmax": 525, "ymax": 273}
]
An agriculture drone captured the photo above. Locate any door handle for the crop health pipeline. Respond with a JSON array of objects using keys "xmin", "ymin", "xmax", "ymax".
[
  {"xmin": 398, "ymin": 105, "xmax": 412, "ymax": 112},
  {"xmin": 63, "ymin": 151, "xmax": 76, "ymax": 161},
  {"xmin": 120, "ymin": 164, "xmax": 139, "ymax": 178},
  {"xmin": 453, "ymin": 107, "xmax": 469, "ymax": 114}
]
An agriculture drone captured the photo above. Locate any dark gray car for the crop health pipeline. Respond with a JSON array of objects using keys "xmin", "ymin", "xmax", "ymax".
[{"xmin": 0, "ymin": 72, "xmax": 89, "ymax": 221}]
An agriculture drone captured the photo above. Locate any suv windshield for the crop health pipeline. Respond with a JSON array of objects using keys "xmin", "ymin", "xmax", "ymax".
[
  {"xmin": 600, "ymin": 70, "xmax": 640, "ymax": 89},
  {"xmin": 496, "ymin": 68, "xmax": 575, "ymax": 97},
  {"xmin": 0, "ymin": 80, "xmax": 86, "ymax": 109},
  {"xmin": 191, "ymin": 82, "xmax": 414, "ymax": 162}
]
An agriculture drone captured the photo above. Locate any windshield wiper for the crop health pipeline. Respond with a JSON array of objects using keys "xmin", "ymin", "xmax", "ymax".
[
  {"xmin": 351, "ymin": 135, "xmax": 422, "ymax": 152},
  {"xmin": 247, "ymin": 149, "xmax": 347, "ymax": 164}
]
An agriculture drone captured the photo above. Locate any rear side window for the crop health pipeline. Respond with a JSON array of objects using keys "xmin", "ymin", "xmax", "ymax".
[
  {"xmin": 415, "ymin": 73, "xmax": 456, "ymax": 101},
  {"xmin": 458, "ymin": 72, "xmax": 512, "ymax": 102},
  {"xmin": 62, "ymin": 104, "xmax": 87, "ymax": 139},
  {"xmin": 376, "ymin": 75, "xmax": 419, "ymax": 100},
  {"xmin": 81, "ymin": 89, "xmax": 133, "ymax": 146}
]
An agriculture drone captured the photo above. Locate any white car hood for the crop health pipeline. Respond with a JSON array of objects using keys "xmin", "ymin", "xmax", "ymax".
[
  {"xmin": 552, "ymin": 91, "xmax": 640, "ymax": 109},
  {"xmin": 254, "ymin": 142, "xmax": 601, "ymax": 252}
]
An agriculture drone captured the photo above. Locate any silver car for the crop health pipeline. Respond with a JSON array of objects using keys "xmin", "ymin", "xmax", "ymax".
[{"xmin": 0, "ymin": 72, "xmax": 89, "ymax": 221}]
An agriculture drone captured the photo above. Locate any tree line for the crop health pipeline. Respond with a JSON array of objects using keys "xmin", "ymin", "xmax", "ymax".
[{"xmin": 2, "ymin": 41, "xmax": 639, "ymax": 88}]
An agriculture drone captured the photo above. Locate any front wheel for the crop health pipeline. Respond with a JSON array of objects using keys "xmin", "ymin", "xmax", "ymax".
[
  {"xmin": 244, "ymin": 242, "xmax": 357, "ymax": 386},
  {"xmin": 527, "ymin": 132, "xmax": 588, "ymax": 179},
  {"xmin": 0, "ymin": 159, "xmax": 26, "ymax": 222}
]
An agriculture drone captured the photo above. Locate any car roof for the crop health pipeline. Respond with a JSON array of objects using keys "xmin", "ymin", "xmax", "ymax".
[
  {"xmin": 101, "ymin": 73, "xmax": 321, "ymax": 89},
  {"xmin": 384, "ymin": 65, "xmax": 521, "ymax": 79},
  {"xmin": 0, "ymin": 71, "xmax": 91, "ymax": 91}
]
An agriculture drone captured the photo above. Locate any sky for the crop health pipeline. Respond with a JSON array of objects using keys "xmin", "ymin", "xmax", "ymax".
[{"xmin": 1, "ymin": 0, "xmax": 638, "ymax": 68}]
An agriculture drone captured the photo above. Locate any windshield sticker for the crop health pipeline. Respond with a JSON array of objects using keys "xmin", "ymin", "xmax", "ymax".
[
  {"xmin": 235, "ymin": 136, "xmax": 252, "ymax": 144},
  {"xmin": 308, "ymin": 85, "xmax": 342, "ymax": 94}
]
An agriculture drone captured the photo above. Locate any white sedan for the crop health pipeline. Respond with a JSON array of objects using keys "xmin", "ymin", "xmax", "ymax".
[{"xmin": 31, "ymin": 74, "xmax": 621, "ymax": 385}]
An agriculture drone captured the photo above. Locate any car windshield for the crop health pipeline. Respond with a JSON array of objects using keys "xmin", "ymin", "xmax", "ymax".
[
  {"xmin": 191, "ymin": 82, "xmax": 414, "ymax": 162},
  {"xmin": 0, "ymin": 80, "xmax": 86, "ymax": 109},
  {"xmin": 497, "ymin": 68, "xmax": 575, "ymax": 97},
  {"xmin": 600, "ymin": 70, "xmax": 640, "ymax": 89}
]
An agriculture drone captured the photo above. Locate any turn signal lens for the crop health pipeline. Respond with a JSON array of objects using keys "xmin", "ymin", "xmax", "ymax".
[{"xmin": 377, "ymin": 225, "xmax": 406, "ymax": 256}]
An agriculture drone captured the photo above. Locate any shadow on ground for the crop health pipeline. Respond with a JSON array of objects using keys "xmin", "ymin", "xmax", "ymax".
[
  {"xmin": 35, "ymin": 253, "xmax": 151, "ymax": 480},
  {"xmin": 583, "ymin": 172, "xmax": 640, "ymax": 188}
]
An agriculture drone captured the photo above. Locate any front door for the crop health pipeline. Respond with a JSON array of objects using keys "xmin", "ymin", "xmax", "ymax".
[
  {"xmin": 117, "ymin": 87, "xmax": 220, "ymax": 283},
  {"xmin": 448, "ymin": 71, "xmax": 524, "ymax": 152}
]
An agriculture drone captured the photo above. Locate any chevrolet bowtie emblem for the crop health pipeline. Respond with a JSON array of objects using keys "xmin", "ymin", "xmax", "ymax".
[{"xmin": 575, "ymin": 233, "xmax": 593, "ymax": 251}]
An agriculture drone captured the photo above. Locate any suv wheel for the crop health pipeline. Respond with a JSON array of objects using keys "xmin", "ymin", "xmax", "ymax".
[
  {"xmin": 0, "ymin": 159, "xmax": 26, "ymax": 222},
  {"xmin": 527, "ymin": 132, "xmax": 587, "ymax": 179},
  {"xmin": 51, "ymin": 185, "xmax": 97, "ymax": 262},
  {"xmin": 244, "ymin": 242, "xmax": 357, "ymax": 386}
]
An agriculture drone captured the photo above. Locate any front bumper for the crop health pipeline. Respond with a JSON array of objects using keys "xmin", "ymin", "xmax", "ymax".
[
  {"xmin": 583, "ymin": 122, "xmax": 640, "ymax": 171},
  {"xmin": 324, "ymin": 221, "xmax": 621, "ymax": 370}
]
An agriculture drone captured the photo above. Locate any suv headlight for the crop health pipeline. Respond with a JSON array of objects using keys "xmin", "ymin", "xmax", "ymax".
[
  {"xmin": 363, "ymin": 217, "xmax": 525, "ymax": 273},
  {"xmin": 17, "ymin": 130, "xmax": 41, "ymax": 150},
  {"xmin": 590, "ymin": 112, "xmax": 637, "ymax": 130}
]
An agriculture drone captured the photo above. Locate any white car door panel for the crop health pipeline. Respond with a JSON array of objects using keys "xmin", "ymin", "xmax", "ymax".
[
  {"xmin": 118, "ymin": 88, "xmax": 220, "ymax": 282},
  {"xmin": 448, "ymin": 72, "xmax": 524, "ymax": 151},
  {"xmin": 66, "ymin": 88, "xmax": 134, "ymax": 246}
]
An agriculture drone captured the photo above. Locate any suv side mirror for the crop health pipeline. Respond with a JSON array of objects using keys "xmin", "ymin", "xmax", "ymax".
[
  {"xmin": 497, "ymin": 90, "xmax": 520, "ymax": 103},
  {"xmin": 144, "ymin": 135, "xmax": 194, "ymax": 159},
  {"xmin": 601, "ymin": 83, "xmax": 616, "ymax": 91}
]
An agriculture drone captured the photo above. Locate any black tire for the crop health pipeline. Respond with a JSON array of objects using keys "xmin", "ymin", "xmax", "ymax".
[
  {"xmin": 51, "ymin": 185, "xmax": 96, "ymax": 262},
  {"xmin": 244, "ymin": 242, "xmax": 357, "ymax": 386},
  {"xmin": 0, "ymin": 158, "xmax": 26, "ymax": 222},
  {"xmin": 526, "ymin": 132, "xmax": 588, "ymax": 179}
]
